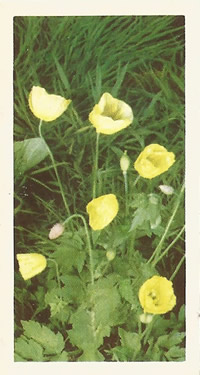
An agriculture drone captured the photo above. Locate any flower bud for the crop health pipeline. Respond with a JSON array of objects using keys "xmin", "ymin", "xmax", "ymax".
[
  {"xmin": 120, "ymin": 150, "xmax": 130, "ymax": 173},
  {"xmin": 106, "ymin": 249, "xmax": 116, "ymax": 261},
  {"xmin": 49, "ymin": 223, "xmax": 64, "ymax": 240},
  {"xmin": 139, "ymin": 313, "xmax": 153, "ymax": 324},
  {"xmin": 159, "ymin": 185, "xmax": 174, "ymax": 195}
]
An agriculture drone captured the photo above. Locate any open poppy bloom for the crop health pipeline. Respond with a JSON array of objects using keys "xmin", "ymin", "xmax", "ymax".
[
  {"xmin": 29, "ymin": 86, "xmax": 71, "ymax": 122},
  {"xmin": 86, "ymin": 194, "xmax": 119, "ymax": 230},
  {"xmin": 16, "ymin": 253, "xmax": 47, "ymax": 280},
  {"xmin": 89, "ymin": 92, "xmax": 133, "ymax": 135},
  {"xmin": 134, "ymin": 144, "xmax": 175, "ymax": 179},
  {"xmin": 138, "ymin": 275, "xmax": 176, "ymax": 314}
]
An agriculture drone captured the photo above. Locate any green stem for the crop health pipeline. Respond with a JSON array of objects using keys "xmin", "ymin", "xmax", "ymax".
[
  {"xmin": 147, "ymin": 182, "xmax": 185, "ymax": 265},
  {"xmin": 123, "ymin": 171, "xmax": 129, "ymax": 216},
  {"xmin": 63, "ymin": 214, "xmax": 94, "ymax": 285},
  {"xmin": 38, "ymin": 119, "xmax": 70, "ymax": 216},
  {"xmin": 92, "ymin": 132, "xmax": 100, "ymax": 199},
  {"xmin": 170, "ymin": 255, "xmax": 185, "ymax": 281},
  {"xmin": 153, "ymin": 225, "xmax": 185, "ymax": 267},
  {"xmin": 47, "ymin": 258, "xmax": 63, "ymax": 301}
]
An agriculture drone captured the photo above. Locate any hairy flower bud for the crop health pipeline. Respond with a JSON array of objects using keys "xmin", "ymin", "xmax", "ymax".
[
  {"xmin": 159, "ymin": 185, "xmax": 174, "ymax": 195},
  {"xmin": 49, "ymin": 223, "xmax": 64, "ymax": 240}
]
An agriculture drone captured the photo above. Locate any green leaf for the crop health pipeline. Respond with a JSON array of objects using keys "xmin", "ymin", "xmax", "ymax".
[
  {"xmin": 68, "ymin": 307, "xmax": 110, "ymax": 355},
  {"xmin": 178, "ymin": 305, "xmax": 185, "ymax": 323},
  {"xmin": 78, "ymin": 349, "xmax": 104, "ymax": 362},
  {"xmin": 165, "ymin": 346, "xmax": 185, "ymax": 361},
  {"xmin": 119, "ymin": 328, "xmax": 141, "ymax": 353},
  {"xmin": 90, "ymin": 278, "xmax": 123, "ymax": 326},
  {"xmin": 21, "ymin": 320, "xmax": 65, "ymax": 355},
  {"xmin": 15, "ymin": 336, "xmax": 44, "ymax": 361},
  {"xmin": 60, "ymin": 275, "xmax": 85, "ymax": 304},
  {"xmin": 14, "ymin": 137, "xmax": 49, "ymax": 175},
  {"xmin": 118, "ymin": 278, "xmax": 137, "ymax": 305}
]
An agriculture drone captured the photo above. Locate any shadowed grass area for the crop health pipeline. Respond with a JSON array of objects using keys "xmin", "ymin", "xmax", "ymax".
[{"xmin": 14, "ymin": 16, "xmax": 185, "ymax": 362}]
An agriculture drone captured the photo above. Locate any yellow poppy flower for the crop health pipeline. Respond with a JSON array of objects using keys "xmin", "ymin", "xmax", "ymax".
[
  {"xmin": 89, "ymin": 92, "xmax": 133, "ymax": 135},
  {"xmin": 86, "ymin": 194, "xmax": 119, "ymax": 230},
  {"xmin": 138, "ymin": 275, "xmax": 176, "ymax": 314},
  {"xmin": 29, "ymin": 86, "xmax": 71, "ymax": 122},
  {"xmin": 16, "ymin": 253, "xmax": 47, "ymax": 280},
  {"xmin": 134, "ymin": 144, "xmax": 175, "ymax": 179}
]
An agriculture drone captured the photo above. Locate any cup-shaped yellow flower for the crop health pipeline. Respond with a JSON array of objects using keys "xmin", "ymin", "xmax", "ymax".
[
  {"xmin": 89, "ymin": 92, "xmax": 133, "ymax": 135},
  {"xmin": 134, "ymin": 144, "xmax": 175, "ymax": 179},
  {"xmin": 138, "ymin": 275, "xmax": 176, "ymax": 314},
  {"xmin": 16, "ymin": 253, "xmax": 47, "ymax": 280},
  {"xmin": 86, "ymin": 194, "xmax": 119, "ymax": 230},
  {"xmin": 29, "ymin": 86, "xmax": 71, "ymax": 122}
]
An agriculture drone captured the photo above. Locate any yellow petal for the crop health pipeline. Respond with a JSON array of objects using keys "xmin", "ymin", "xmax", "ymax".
[
  {"xmin": 16, "ymin": 253, "xmax": 47, "ymax": 280},
  {"xmin": 138, "ymin": 275, "xmax": 176, "ymax": 314},
  {"xmin": 89, "ymin": 92, "xmax": 133, "ymax": 135},
  {"xmin": 86, "ymin": 194, "xmax": 119, "ymax": 230},
  {"xmin": 29, "ymin": 86, "xmax": 71, "ymax": 122},
  {"xmin": 134, "ymin": 144, "xmax": 175, "ymax": 179}
]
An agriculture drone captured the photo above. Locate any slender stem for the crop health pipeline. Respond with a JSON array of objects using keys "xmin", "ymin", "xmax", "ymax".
[
  {"xmin": 63, "ymin": 214, "xmax": 94, "ymax": 285},
  {"xmin": 123, "ymin": 171, "xmax": 129, "ymax": 216},
  {"xmin": 147, "ymin": 182, "xmax": 185, "ymax": 265},
  {"xmin": 92, "ymin": 132, "xmax": 100, "ymax": 199},
  {"xmin": 153, "ymin": 225, "xmax": 185, "ymax": 267},
  {"xmin": 170, "ymin": 255, "xmax": 185, "ymax": 281},
  {"xmin": 38, "ymin": 119, "xmax": 70, "ymax": 216},
  {"xmin": 133, "ymin": 175, "xmax": 141, "ymax": 187},
  {"xmin": 47, "ymin": 258, "xmax": 63, "ymax": 301}
]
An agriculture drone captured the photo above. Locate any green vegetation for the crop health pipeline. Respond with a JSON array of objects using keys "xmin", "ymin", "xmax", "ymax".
[{"xmin": 14, "ymin": 16, "xmax": 185, "ymax": 362}]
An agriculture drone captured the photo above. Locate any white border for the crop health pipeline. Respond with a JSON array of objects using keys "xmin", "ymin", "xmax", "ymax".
[{"xmin": 0, "ymin": 1, "xmax": 200, "ymax": 374}]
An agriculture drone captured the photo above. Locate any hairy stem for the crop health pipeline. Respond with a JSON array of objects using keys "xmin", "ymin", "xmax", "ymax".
[
  {"xmin": 63, "ymin": 214, "xmax": 94, "ymax": 285},
  {"xmin": 147, "ymin": 182, "xmax": 185, "ymax": 265},
  {"xmin": 92, "ymin": 132, "xmax": 100, "ymax": 199},
  {"xmin": 38, "ymin": 119, "xmax": 70, "ymax": 216}
]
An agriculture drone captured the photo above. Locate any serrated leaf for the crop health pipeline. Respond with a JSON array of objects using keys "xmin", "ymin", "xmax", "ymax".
[
  {"xmin": 165, "ymin": 346, "xmax": 185, "ymax": 360},
  {"xmin": 68, "ymin": 308, "xmax": 110, "ymax": 353},
  {"xmin": 178, "ymin": 305, "xmax": 185, "ymax": 323},
  {"xmin": 45, "ymin": 287, "xmax": 69, "ymax": 318},
  {"xmin": 129, "ymin": 207, "xmax": 147, "ymax": 231},
  {"xmin": 15, "ymin": 336, "xmax": 44, "ymax": 361},
  {"xmin": 50, "ymin": 351, "xmax": 69, "ymax": 361},
  {"xmin": 52, "ymin": 240, "xmax": 86, "ymax": 274},
  {"xmin": 21, "ymin": 320, "xmax": 65, "ymax": 355},
  {"xmin": 14, "ymin": 137, "xmax": 49, "ymax": 175},
  {"xmin": 60, "ymin": 275, "xmax": 85, "ymax": 304},
  {"xmin": 78, "ymin": 349, "xmax": 104, "ymax": 362},
  {"xmin": 119, "ymin": 328, "xmax": 141, "ymax": 353},
  {"xmin": 90, "ymin": 278, "xmax": 122, "ymax": 326},
  {"xmin": 118, "ymin": 279, "xmax": 136, "ymax": 305}
]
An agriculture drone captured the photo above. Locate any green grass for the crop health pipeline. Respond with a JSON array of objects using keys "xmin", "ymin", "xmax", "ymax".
[{"xmin": 14, "ymin": 16, "xmax": 185, "ymax": 362}]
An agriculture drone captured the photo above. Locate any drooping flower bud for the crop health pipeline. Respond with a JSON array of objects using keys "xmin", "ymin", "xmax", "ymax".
[
  {"xmin": 49, "ymin": 223, "xmax": 64, "ymax": 240},
  {"xmin": 120, "ymin": 150, "xmax": 130, "ymax": 173},
  {"xmin": 139, "ymin": 313, "xmax": 153, "ymax": 324},
  {"xmin": 106, "ymin": 249, "xmax": 116, "ymax": 261},
  {"xmin": 159, "ymin": 184, "xmax": 174, "ymax": 195},
  {"xmin": 16, "ymin": 253, "xmax": 47, "ymax": 280}
]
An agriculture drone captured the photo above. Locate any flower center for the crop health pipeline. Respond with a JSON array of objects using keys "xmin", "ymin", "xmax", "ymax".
[
  {"xmin": 102, "ymin": 104, "xmax": 122, "ymax": 121},
  {"xmin": 148, "ymin": 290, "xmax": 160, "ymax": 306}
]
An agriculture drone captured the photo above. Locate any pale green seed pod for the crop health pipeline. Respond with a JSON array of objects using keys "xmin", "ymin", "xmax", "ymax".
[
  {"xmin": 120, "ymin": 150, "xmax": 130, "ymax": 173},
  {"xmin": 106, "ymin": 249, "xmax": 116, "ymax": 261},
  {"xmin": 139, "ymin": 313, "xmax": 153, "ymax": 324}
]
